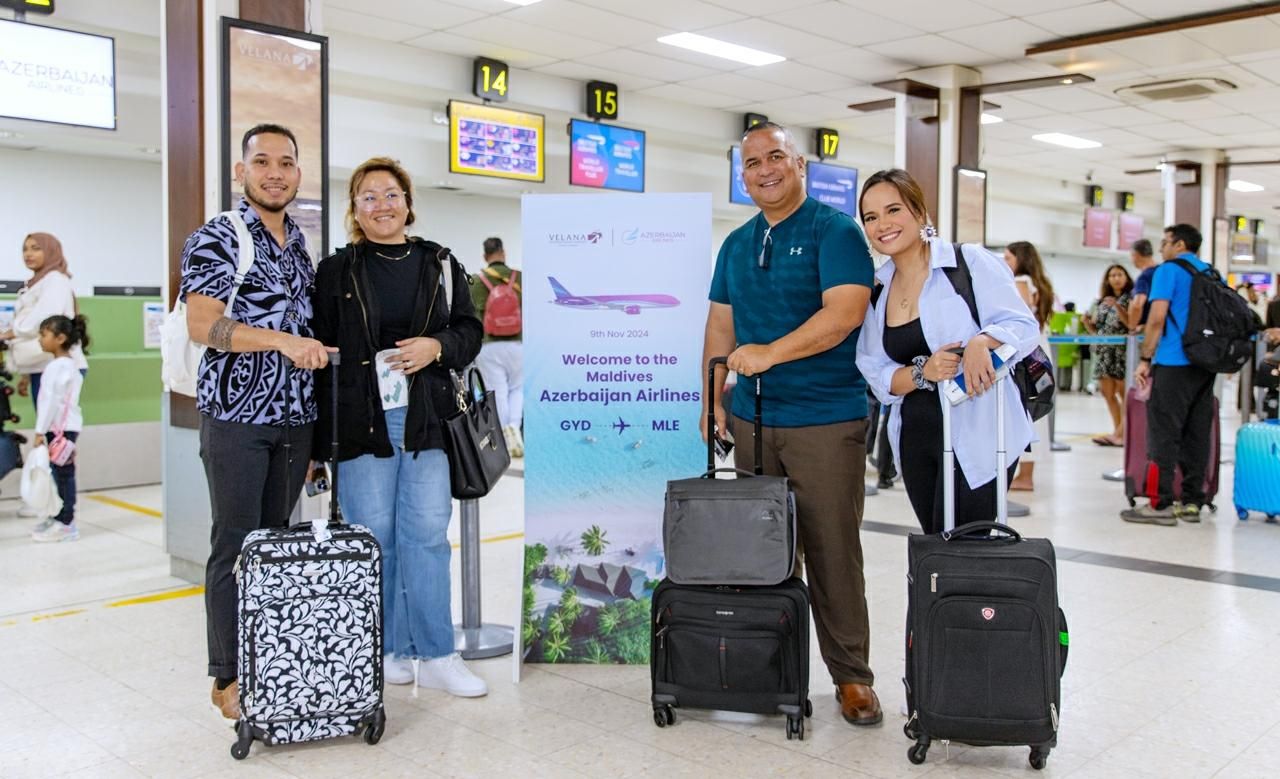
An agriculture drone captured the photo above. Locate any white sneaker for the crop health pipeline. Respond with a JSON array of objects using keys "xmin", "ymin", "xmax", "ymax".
[
  {"xmin": 383, "ymin": 655, "xmax": 413, "ymax": 685},
  {"xmin": 17, "ymin": 505, "xmax": 40, "ymax": 518},
  {"xmin": 417, "ymin": 652, "xmax": 487, "ymax": 697},
  {"xmin": 30, "ymin": 518, "xmax": 55, "ymax": 535},
  {"xmin": 32, "ymin": 521, "xmax": 79, "ymax": 543}
]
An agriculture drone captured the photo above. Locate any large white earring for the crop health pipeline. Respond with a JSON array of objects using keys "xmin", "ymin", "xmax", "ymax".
[{"xmin": 919, "ymin": 222, "xmax": 938, "ymax": 243}]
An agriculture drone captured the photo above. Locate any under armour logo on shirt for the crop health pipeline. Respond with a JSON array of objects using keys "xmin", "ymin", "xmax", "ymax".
[{"xmin": 790, "ymin": 247, "xmax": 803, "ymax": 256}]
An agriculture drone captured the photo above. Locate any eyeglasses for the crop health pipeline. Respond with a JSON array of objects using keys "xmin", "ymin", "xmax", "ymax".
[
  {"xmin": 758, "ymin": 226, "xmax": 773, "ymax": 270},
  {"xmin": 357, "ymin": 191, "xmax": 405, "ymax": 209}
]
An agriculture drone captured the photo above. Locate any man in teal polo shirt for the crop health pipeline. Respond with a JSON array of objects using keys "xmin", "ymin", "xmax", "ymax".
[
  {"xmin": 701, "ymin": 122, "xmax": 880, "ymax": 725},
  {"xmin": 1123, "ymin": 223, "xmax": 1215, "ymax": 526}
]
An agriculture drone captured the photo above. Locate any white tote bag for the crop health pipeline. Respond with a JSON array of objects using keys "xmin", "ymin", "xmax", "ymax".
[
  {"xmin": 160, "ymin": 211, "xmax": 255, "ymax": 396},
  {"xmin": 21, "ymin": 446, "xmax": 63, "ymax": 519}
]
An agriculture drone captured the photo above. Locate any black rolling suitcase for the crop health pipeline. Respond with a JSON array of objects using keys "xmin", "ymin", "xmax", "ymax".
[
  {"xmin": 651, "ymin": 360, "xmax": 811, "ymax": 740},
  {"xmin": 231, "ymin": 354, "xmax": 387, "ymax": 759},
  {"xmin": 904, "ymin": 377, "xmax": 1068, "ymax": 770},
  {"xmin": 650, "ymin": 577, "xmax": 812, "ymax": 739}
]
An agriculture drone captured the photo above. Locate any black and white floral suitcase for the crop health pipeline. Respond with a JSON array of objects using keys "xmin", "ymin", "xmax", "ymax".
[{"xmin": 230, "ymin": 354, "xmax": 387, "ymax": 759}]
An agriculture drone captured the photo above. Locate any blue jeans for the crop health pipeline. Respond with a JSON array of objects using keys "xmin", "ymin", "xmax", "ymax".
[{"xmin": 337, "ymin": 405, "xmax": 454, "ymax": 660}]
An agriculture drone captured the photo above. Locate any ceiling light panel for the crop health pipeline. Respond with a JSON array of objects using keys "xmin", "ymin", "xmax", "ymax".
[
  {"xmin": 657, "ymin": 32, "xmax": 785, "ymax": 66},
  {"xmin": 1032, "ymin": 132, "xmax": 1103, "ymax": 149}
]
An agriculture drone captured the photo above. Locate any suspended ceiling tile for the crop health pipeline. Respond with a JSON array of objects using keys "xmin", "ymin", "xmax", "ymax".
[
  {"xmin": 1218, "ymin": 131, "xmax": 1280, "ymax": 149},
  {"xmin": 1142, "ymin": 97, "xmax": 1244, "ymax": 121},
  {"xmin": 749, "ymin": 94, "xmax": 869, "ymax": 125},
  {"xmin": 402, "ymin": 31, "xmax": 557, "ymax": 69},
  {"xmin": 982, "ymin": 120, "xmax": 1040, "ymax": 139},
  {"xmin": 1024, "ymin": 2, "xmax": 1147, "ymax": 38},
  {"xmin": 1188, "ymin": 17, "xmax": 1280, "ymax": 59},
  {"xmin": 973, "ymin": 0, "xmax": 1092, "ymax": 14},
  {"xmin": 503, "ymin": 1, "xmax": 676, "ymax": 47},
  {"xmin": 629, "ymin": 40, "xmax": 754, "ymax": 72},
  {"xmin": 574, "ymin": 48, "xmax": 720, "ymax": 82},
  {"xmin": 634, "ymin": 83, "xmax": 745, "ymax": 109},
  {"xmin": 1185, "ymin": 114, "xmax": 1275, "ymax": 137},
  {"xmin": 977, "ymin": 60, "xmax": 1071, "ymax": 82},
  {"xmin": 574, "ymin": 0, "xmax": 745, "ymax": 29},
  {"xmin": 945, "ymin": 18, "xmax": 1059, "ymax": 60},
  {"xmin": 323, "ymin": 7, "xmax": 435, "ymax": 42},
  {"xmin": 1111, "ymin": 0, "xmax": 1253, "ymax": 18},
  {"xmin": 694, "ymin": 17, "xmax": 854, "ymax": 59},
  {"xmin": 865, "ymin": 35, "xmax": 1003, "ymax": 69},
  {"xmin": 447, "ymin": 17, "xmax": 615, "ymax": 59},
  {"xmin": 326, "ymin": 0, "xmax": 488, "ymax": 28},
  {"xmin": 1134, "ymin": 120, "xmax": 1205, "ymax": 141},
  {"xmin": 1085, "ymin": 127, "xmax": 1160, "ymax": 145},
  {"xmin": 1018, "ymin": 87, "xmax": 1125, "ymax": 112},
  {"xmin": 766, "ymin": 2, "xmax": 923, "ymax": 47},
  {"xmin": 750, "ymin": 61, "xmax": 862, "ymax": 93},
  {"xmin": 679, "ymin": 73, "xmax": 805, "ymax": 102},
  {"xmin": 796, "ymin": 50, "xmax": 913, "ymax": 83},
  {"xmin": 831, "ymin": 111, "xmax": 897, "ymax": 138},
  {"xmin": 1240, "ymin": 57, "xmax": 1280, "ymax": 85},
  {"xmin": 1098, "ymin": 34, "xmax": 1226, "ymax": 70},
  {"xmin": 1018, "ymin": 113, "xmax": 1108, "ymax": 133},
  {"xmin": 819, "ymin": 84, "xmax": 902, "ymax": 106},
  {"xmin": 531, "ymin": 61, "xmax": 662, "ymax": 92},
  {"xmin": 1253, "ymin": 110, "xmax": 1280, "ymax": 129},
  {"xmin": 982, "ymin": 138, "xmax": 1046, "ymax": 156},
  {"xmin": 1073, "ymin": 105, "xmax": 1168, "ymax": 128},
  {"xmin": 1211, "ymin": 86, "xmax": 1280, "ymax": 114},
  {"xmin": 839, "ymin": 0, "xmax": 1004, "ymax": 34},
  {"xmin": 705, "ymin": 0, "xmax": 828, "ymax": 15}
]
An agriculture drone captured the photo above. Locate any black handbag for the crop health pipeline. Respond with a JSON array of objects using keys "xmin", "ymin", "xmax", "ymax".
[{"xmin": 442, "ymin": 367, "xmax": 510, "ymax": 499}]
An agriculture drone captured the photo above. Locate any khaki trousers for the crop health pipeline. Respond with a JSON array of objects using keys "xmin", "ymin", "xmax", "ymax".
[{"xmin": 731, "ymin": 415, "xmax": 874, "ymax": 686}]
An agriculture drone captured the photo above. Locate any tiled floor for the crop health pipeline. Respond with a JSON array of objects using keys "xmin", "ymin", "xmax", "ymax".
[{"xmin": 2, "ymin": 391, "xmax": 1279, "ymax": 777}]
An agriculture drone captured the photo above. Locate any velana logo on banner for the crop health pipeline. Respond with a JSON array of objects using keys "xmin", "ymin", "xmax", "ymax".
[{"xmin": 520, "ymin": 194, "xmax": 711, "ymax": 665}]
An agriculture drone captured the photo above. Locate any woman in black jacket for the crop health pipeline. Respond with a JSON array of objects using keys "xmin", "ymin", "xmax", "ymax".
[{"xmin": 311, "ymin": 156, "xmax": 485, "ymax": 696}]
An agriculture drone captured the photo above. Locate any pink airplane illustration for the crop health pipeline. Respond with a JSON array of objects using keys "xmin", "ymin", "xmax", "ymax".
[{"xmin": 548, "ymin": 277, "xmax": 680, "ymax": 315}]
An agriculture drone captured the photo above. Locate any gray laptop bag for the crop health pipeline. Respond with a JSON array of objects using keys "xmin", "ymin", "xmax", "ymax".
[{"xmin": 662, "ymin": 358, "xmax": 796, "ymax": 586}]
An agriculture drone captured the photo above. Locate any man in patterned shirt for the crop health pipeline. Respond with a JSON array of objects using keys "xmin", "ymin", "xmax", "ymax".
[{"xmin": 180, "ymin": 123, "xmax": 333, "ymax": 720}]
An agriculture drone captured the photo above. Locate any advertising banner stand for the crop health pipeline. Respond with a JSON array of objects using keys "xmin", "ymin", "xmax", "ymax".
[{"xmin": 517, "ymin": 194, "xmax": 711, "ymax": 668}]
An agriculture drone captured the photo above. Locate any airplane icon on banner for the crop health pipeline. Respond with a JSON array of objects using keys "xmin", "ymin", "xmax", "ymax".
[
  {"xmin": 612, "ymin": 417, "xmax": 631, "ymax": 435},
  {"xmin": 548, "ymin": 277, "xmax": 680, "ymax": 315}
]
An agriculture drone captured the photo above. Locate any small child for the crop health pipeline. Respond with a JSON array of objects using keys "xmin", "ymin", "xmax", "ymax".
[{"xmin": 30, "ymin": 314, "xmax": 89, "ymax": 543}]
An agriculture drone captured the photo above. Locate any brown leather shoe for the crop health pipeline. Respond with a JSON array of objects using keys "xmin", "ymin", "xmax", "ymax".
[
  {"xmin": 835, "ymin": 683, "xmax": 882, "ymax": 726},
  {"xmin": 211, "ymin": 680, "xmax": 241, "ymax": 720}
]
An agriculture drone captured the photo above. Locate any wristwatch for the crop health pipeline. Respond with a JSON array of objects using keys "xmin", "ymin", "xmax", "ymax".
[{"xmin": 911, "ymin": 355, "xmax": 935, "ymax": 391}]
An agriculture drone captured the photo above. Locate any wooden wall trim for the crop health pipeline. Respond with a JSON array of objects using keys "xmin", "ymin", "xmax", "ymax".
[
  {"xmin": 239, "ymin": 0, "xmax": 305, "ymax": 30},
  {"xmin": 1027, "ymin": 3, "xmax": 1280, "ymax": 56}
]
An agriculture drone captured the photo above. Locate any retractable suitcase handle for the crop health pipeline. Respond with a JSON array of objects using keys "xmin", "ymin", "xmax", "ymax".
[
  {"xmin": 707, "ymin": 356, "xmax": 763, "ymax": 476},
  {"xmin": 942, "ymin": 521, "xmax": 1021, "ymax": 542},
  {"xmin": 328, "ymin": 352, "xmax": 343, "ymax": 526},
  {"xmin": 939, "ymin": 374, "xmax": 1008, "ymax": 532}
]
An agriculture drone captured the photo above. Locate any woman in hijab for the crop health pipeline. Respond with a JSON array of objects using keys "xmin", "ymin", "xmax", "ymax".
[{"xmin": 1, "ymin": 233, "xmax": 88, "ymax": 408}]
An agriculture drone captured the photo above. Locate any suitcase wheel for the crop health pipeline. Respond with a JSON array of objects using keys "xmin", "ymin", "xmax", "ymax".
[
  {"xmin": 1029, "ymin": 747, "xmax": 1049, "ymax": 770},
  {"xmin": 652, "ymin": 706, "xmax": 675, "ymax": 728},
  {"xmin": 785, "ymin": 715, "xmax": 804, "ymax": 741},
  {"xmin": 1238, "ymin": 507, "xmax": 1249, "ymax": 521},
  {"xmin": 804, "ymin": 699, "xmax": 813, "ymax": 719},
  {"xmin": 364, "ymin": 707, "xmax": 387, "ymax": 745},
  {"xmin": 907, "ymin": 741, "xmax": 929, "ymax": 765},
  {"xmin": 230, "ymin": 721, "xmax": 253, "ymax": 760},
  {"xmin": 1267, "ymin": 515, "xmax": 1279, "ymax": 524},
  {"xmin": 1128, "ymin": 496, "xmax": 1136, "ymax": 508}
]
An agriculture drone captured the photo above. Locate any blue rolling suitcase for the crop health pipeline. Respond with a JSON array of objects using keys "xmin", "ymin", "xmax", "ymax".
[{"xmin": 1233, "ymin": 420, "xmax": 1280, "ymax": 522}]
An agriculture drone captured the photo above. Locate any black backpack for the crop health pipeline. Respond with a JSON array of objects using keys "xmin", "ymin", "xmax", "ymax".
[{"xmin": 1167, "ymin": 258, "xmax": 1260, "ymax": 374}]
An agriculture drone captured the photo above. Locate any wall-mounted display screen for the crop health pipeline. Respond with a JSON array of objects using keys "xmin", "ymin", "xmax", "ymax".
[
  {"xmin": 568, "ymin": 118, "xmax": 644, "ymax": 192},
  {"xmin": 0, "ymin": 19, "xmax": 116, "ymax": 129},
  {"xmin": 806, "ymin": 160, "xmax": 858, "ymax": 218},
  {"xmin": 1084, "ymin": 207, "xmax": 1114, "ymax": 249},
  {"xmin": 449, "ymin": 100, "xmax": 544, "ymax": 183},
  {"xmin": 729, "ymin": 146, "xmax": 753, "ymax": 206},
  {"xmin": 1118, "ymin": 212, "xmax": 1144, "ymax": 251}
]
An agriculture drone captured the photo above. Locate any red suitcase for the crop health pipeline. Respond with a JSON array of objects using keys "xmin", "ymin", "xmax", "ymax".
[{"xmin": 1123, "ymin": 383, "xmax": 1219, "ymax": 509}]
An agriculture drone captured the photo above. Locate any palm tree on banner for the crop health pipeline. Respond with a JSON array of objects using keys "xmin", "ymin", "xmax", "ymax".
[
  {"xmin": 581, "ymin": 524, "xmax": 609, "ymax": 556},
  {"xmin": 543, "ymin": 630, "xmax": 570, "ymax": 662}
]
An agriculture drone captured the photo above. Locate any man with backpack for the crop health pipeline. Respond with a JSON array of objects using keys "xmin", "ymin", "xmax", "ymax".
[
  {"xmin": 1123, "ymin": 223, "xmax": 1253, "ymax": 525},
  {"xmin": 470, "ymin": 236, "xmax": 524, "ymax": 457}
]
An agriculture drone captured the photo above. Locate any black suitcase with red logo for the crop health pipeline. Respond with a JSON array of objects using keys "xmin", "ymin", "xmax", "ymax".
[{"xmin": 903, "ymin": 379, "xmax": 1068, "ymax": 770}]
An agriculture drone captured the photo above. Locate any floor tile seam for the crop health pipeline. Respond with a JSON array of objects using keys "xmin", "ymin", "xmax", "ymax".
[{"xmin": 0, "ymin": 583, "xmax": 201, "ymax": 621}]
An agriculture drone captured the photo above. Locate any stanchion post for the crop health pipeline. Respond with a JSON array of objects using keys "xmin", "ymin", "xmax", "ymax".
[{"xmin": 454, "ymin": 498, "xmax": 514, "ymax": 660}]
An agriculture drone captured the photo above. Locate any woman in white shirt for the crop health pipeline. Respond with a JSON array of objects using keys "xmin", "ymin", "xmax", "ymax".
[
  {"xmin": 1, "ymin": 234, "xmax": 88, "ymax": 410},
  {"xmin": 1004, "ymin": 241, "xmax": 1055, "ymax": 491},
  {"xmin": 856, "ymin": 170, "xmax": 1040, "ymax": 534}
]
